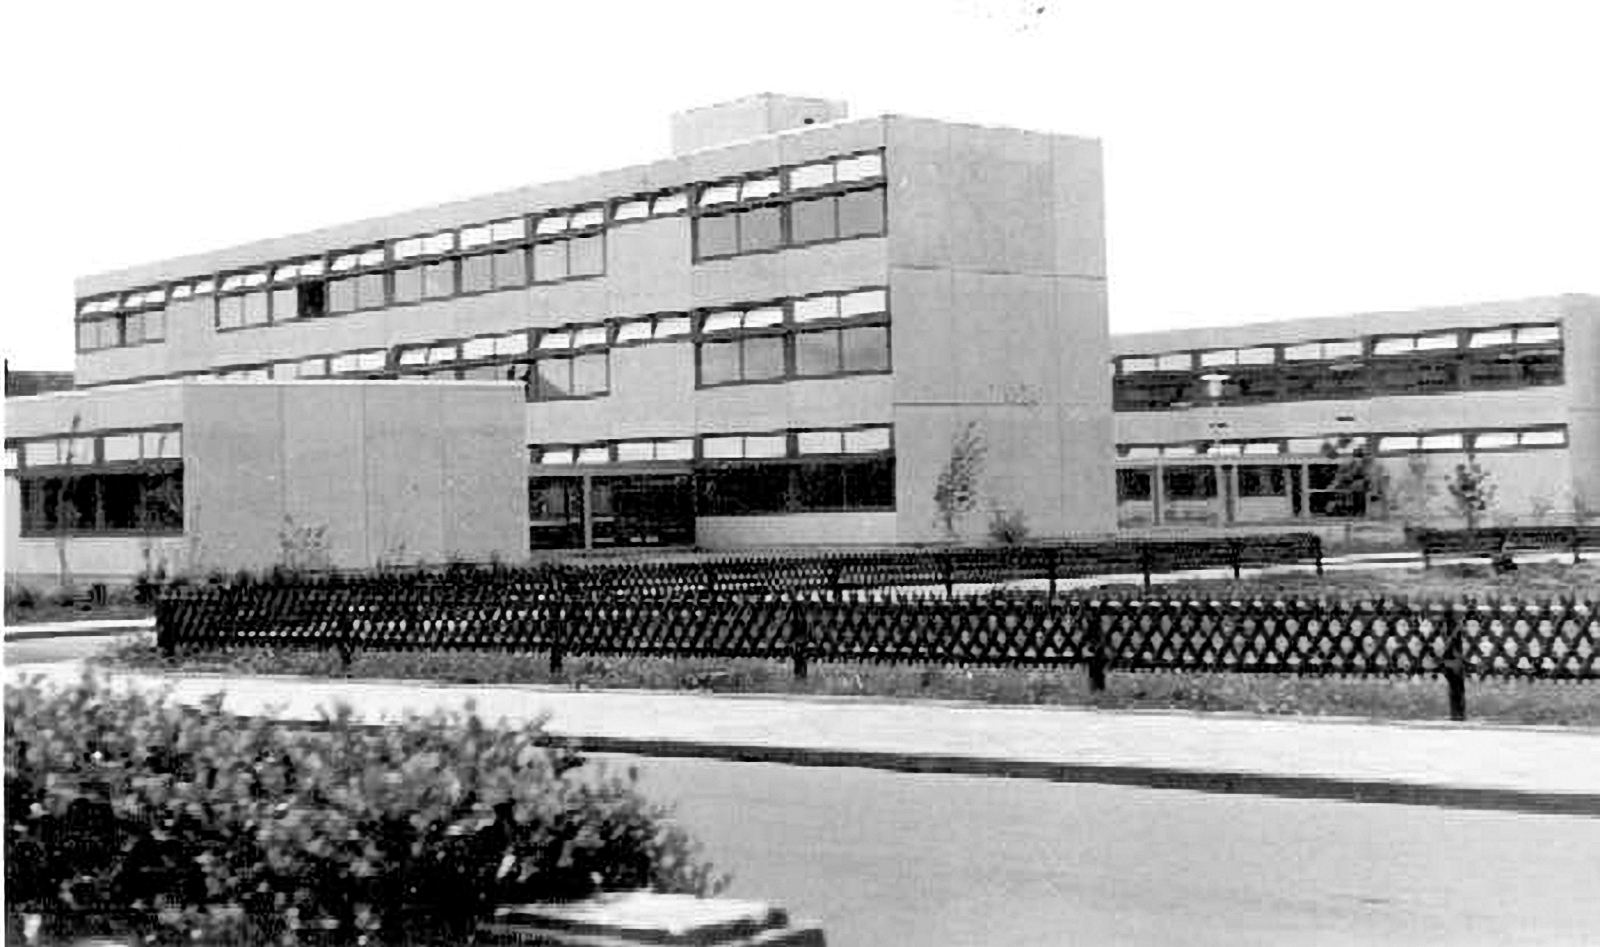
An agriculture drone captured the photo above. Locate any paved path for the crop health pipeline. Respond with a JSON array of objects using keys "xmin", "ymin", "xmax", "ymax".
[{"xmin": 7, "ymin": 659, "xmax": 1597, "ymax": 815}]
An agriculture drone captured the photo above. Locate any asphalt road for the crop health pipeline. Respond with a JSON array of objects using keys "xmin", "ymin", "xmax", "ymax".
[{"xmin": 600, "ymin": 754, "xmax": 1600, "ymax": 947}]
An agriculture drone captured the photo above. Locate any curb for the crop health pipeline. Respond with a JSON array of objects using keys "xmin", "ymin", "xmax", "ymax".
[
  {"xmin": 566, "ymin": 735, "xmax": 1600, "ymax": 819},
  {"xmin": 248, "ymin": 712, "xmax": 1600, "ymax": 818}
]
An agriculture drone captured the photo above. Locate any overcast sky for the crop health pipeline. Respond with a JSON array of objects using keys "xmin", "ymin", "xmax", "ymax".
[{"xmin": 3, "ymin": 0, "xmax": 1596, "ymax": 370}]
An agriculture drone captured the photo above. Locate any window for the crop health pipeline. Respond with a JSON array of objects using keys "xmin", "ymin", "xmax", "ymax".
[
  {"xmin": 837, "ymin": 188, "xmax": 886, "ymax": 238},
  {"xmin": 1116, "ymin": 468, "xmax": 1153, "ymax": 502},
  {"xmin": 526, "ymin": 335, "xmax": 610, "ymax": 401},
  {"xmin": 693, "ymin": 153, "xmax": 886, "ymax": 261},
  {"xmin": 392, "ymin": 267, "xmax": 423, "ymax": 304},
  {"xmin": 1163, "ymin": 466, "xmax": 1217, "ymax": 500},
  {"xmin": 14, "ymin": 426, "xmax": 184, "ymax": 535},
  {"xmin": 698, "ymin": 453, "xmax": 895, "ymax": 516},
  {"xmin": 1518, "ymin": 428, "xmax": 1567, "ymax": 447},
  {"xmin": 1237, "ymin": 466, "xmax": 1287, "ymax": 497},
  {"xmin": 614, "ymin": 438, "xmax": 696, "ymax": 463},
  {"xmin": 696, "ymin": 288, "xmax": 890, "ymax": 387}
]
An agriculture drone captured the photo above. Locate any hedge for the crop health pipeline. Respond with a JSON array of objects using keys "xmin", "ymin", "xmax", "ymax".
[{"xmin": 4, "ymin": 671, "xmax": 726, "ymax": 946}]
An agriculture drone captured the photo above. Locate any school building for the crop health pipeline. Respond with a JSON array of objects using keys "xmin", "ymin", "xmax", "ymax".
[
  {"xmin": 5, "ymin": 95, "xmax": 1114, "ymax": 584},
  {"xmin": 1111, "ymin": 294, "xmax": 1600, "ymax": 529},
  {"xmin": 7, "ymin": 94, "xmax": 1595, "ymax": 587}
]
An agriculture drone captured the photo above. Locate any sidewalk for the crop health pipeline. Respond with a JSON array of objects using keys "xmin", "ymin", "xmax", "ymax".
[
  {"xmin": 3, "ymin": 616, "xmax": 154, "ymax": 641},
  {"xmin": 7, "ymin": 659, "xmax": 1598, "ymax": 817}
]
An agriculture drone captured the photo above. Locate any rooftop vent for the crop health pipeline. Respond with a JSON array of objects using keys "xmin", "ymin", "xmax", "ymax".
[{"xmin": 670, "ymin": 93, "xmax": 848, "ymax": 156}]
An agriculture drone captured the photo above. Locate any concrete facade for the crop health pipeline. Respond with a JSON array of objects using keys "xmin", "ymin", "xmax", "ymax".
[
  {"xmin": 7, "ymin": 98, "xmax": 1116, "ymax": 578},
  {"xmin": 6, "ymin": 381, "xmax": 526, "ymax": 585}
]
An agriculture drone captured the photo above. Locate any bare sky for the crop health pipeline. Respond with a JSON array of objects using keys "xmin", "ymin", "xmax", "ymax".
[{"xmin": 3, "ymin": 0, "xmax": 1595, "ymax": 370}]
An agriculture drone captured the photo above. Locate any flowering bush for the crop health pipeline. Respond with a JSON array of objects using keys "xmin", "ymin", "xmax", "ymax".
[{"xmin": 5, "ymin": 671, "xmax": 725, "ymax": 945}]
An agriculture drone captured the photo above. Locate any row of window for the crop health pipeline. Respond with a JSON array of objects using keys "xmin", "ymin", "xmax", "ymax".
[
  {"xmin": 1114, "ymin": 337, "xmax": 1565, "ymax": 411},
  {"xmin": 1116, "ymin": 462, "xmax": 1382, "ymax": 518},
  {"xmin": 531, "ymin": 424, "xmax": 894, "ymax": 467},
  {"xmin": 1115, "ymin": 425, "xmax": 1570, "ymax": 461},
  {"xmin": 14, "ymin": 468, "xmax": 184, "ymax": 535},
  {"xmin": 87, "ymin": 286, "xmax": 891, "ymax": 401},
  {"xmin": 1118, "ymin": 322, "xmax": 1563, "ymax": 374},
  {"xmin": 74, "ymin": 150, "xmax": 887, "ymax": 348},
  {"xmin": 7, "ymin": 427, "xmax": 182, "ymax": 471}
]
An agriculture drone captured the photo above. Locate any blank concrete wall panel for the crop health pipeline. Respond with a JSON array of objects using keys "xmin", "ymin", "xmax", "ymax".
[
  {"xmin": 785, "ymin": 375, "xmax": 895, "ymax": 431},
  {"xmin": 886, "ymin": 268, "xmax": 955, "ymax": 404},
  {"xmin": 530, "ymin": 278, "xmax": 611, "ymax": 330},
  {"xmin": 1561, "ymin": 298, "xmax": 1600, "ymax": 509},
  {"xmin": 606, "ymin": 345, "xmax": 697, "ymax": 439},
  {"xmin": 1057, "ymin": 405, "xmax": 1117, "ymax": 534},
  {"xmin": 780, "ymin": 239, "xmax": 888, "ymax": 299},
  {"xmin": 777, "ymin": 117, "xmax": 886, "ymax": 167},
  {"xmin": 605, "ymin": 217, "xmax": 694, "ymax": 314},
  {"xmin": 693, "ymin": 383, "xmax": 790, "ymax": 434},
  {"xmin": 7, "ymin": 537, "xmax": 190, "ymax": 587},
  {"xmin": 1052, "ymin": 136, "xmax": 1108, "ymax": 278},
  {"xmin": 974, "ymin": 407, "xmax": 1067, "ymax": 533},
  {"xmin": 280, "ymin": 385, "xmax": 368, "ymax": 567},
  {"xmin": 681, "ymin": 137, "xmax": 783, "ymax": 186},
  {"xmin": 987, "ymin": 127, "xmax": 1057, "ymax": 273},
  {"xmin": 6, "ymin": 382, "xmax": 184, "ymax": 438},
  {"xmin": 441, "ymin": 388, "xmax": 527, "ymax": 561},
  {"xmin": 948, "ymin": 271, "xmax": 1056, "ymax": 404},
  {"xmin": 75, "ymin": 344, "xmax": 167, "ymax": 387},
  {"xmin": 361, "ymin": 384, "xmax": 446, "ymax": 563},
  {"xmin": 696, "ymin": 513, "xmax": 896, "ymax": 549},
  {"xmin": 1056, "ymin": 278, "xmax": 1113, "ymax": 408},
  {"xmin": 180, "ymin": 384, "xmax": 285, "ymax": 573},
  {"xmin": 885, "ymin": 118, "xmax": 952, "ymax": 269},
  {"xmin": 5, "ymin": 477, "xmax": 21, "ymax": 577},
  {"xmin": 691, "ymin": 254, "xmax": 787, "ymax": 310}
]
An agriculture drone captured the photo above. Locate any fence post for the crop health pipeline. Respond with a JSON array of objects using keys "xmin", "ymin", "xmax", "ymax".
[
  {"xmin": 942, "ymin": 552, "xmax": 954, "ymax": 599},
  {"xmin": 1228, "ymin": 538, "xmax": 1243, "ymax": 581},
  {"xmin": 1572, "ymin": 526, "xmax": 1582, "ymax": 566},
  {"xmin": 1087, "ymin": 603, "xmax": 1108, "ymax": 693},
  {"xmin": 703, "ymin": 563, "xmax": 716, "ymax": 597},
  {"xmin": 155, "ymin": 591, "xmax": 176, "ymax": 659},
  {"xmin": 830, "ymin": 561, "xmax": 843, "ymax": 597},
  {"xmin": 1047, "ymin": 547, "xmax": 1060, "ymax": 599},
  {"xmin": 1139, "ymin": 545, "xmax": 1152, "ymax": 593},
  {"xmin": 337, "ymin": 588, "xmax": 355, "ymax": 675},
  {"xmin": 791, "ymin": 598, "xmax": 810, "ymax": 680},
  {"xmin": 1443, "ymin": 604, "xmax": 1467, "ymax": 722},
  {"xmin": 1314, "ymin": 535, "xmax": 1325, "ymax": 577},
  {"xmin": 550, "ymin": 571, "xmax": 570, "ymax": 675}
]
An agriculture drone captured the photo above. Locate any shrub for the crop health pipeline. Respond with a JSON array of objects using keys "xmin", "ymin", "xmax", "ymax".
[
  {"xmin": 987, "ymin": 508, "xmax": 1031, "ymax": 546},
  {"xmin": 5, "ymin": 671, "xmax": 725, "ymax": 946}
]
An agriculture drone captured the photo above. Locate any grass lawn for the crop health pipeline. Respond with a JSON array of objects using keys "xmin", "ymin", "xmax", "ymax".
[
  {"xmin": 1129, "ymin": 560, "xmax": 1600, "ymax": 600},
  {"xmin": 100, "ymin": 639, "xmax": 1600, "ymax": 728},
  {"xmin": 4, "ymin": 597, "xmax": 152, "ymax": 626}
]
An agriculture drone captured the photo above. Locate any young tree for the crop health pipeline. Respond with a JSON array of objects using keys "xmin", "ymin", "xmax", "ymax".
[
  {"xmin": 933, "ymin": 422, "xmax": 986, "ymax": 539},
  {"xmin": 1320, "ymin": 436, "xmax": 1388, "ymax": 518},
  {"xmin": 1446, "ymin": 460, "xmax": 1496, "ymax": 532},
  {"xmin": 1392, "ymin": 452, "xmax": 1439, "ymax": 527},
  {"xmin": 51, "ymin": 413, "xmax": 85, "ymax": 591}
]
